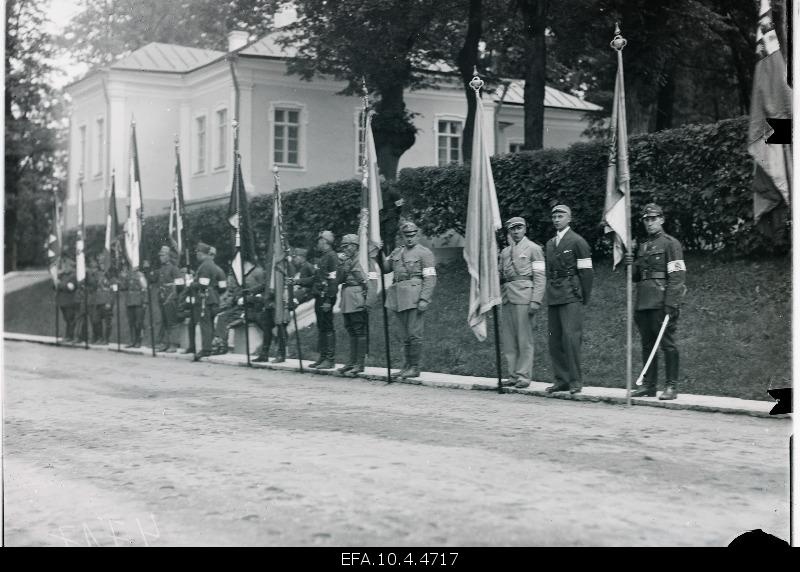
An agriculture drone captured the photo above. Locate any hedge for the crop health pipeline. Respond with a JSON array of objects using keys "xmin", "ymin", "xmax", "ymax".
[{"xmin": 69, "ymin": 115, "xmax": 787, "ymax": 272}]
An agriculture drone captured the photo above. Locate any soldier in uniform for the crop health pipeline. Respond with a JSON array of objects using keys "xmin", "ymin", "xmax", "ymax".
[
  {"xmin": 154, "ymin": 246, "xmax": 183, "ymax": 352},
  {"xmin": 544, "ymin": 204, "xmax": 593, "ymax": 394},
  {"xmin": 193, "ymin": 242, "xmax": 228, "ymax": 358},
  {"xmin": 56, "ymin": 256, "xmax": 79, "ymax": 343},
  {"xmin": 336, "ymin": 234, "xmax": 369, "ymax": 376},
  {"xmin": 212, "ymin": 262, "xmax": 267, "ymax": 356},
  {"xmin": 300, "ymin": 230, "xmax": 339, "ymax": 369},
  {"xmin": 289, "ymin": 248, "xmax": 315, "ymax": 305},
  {"xmin": 498, "ymin": 217, "xmax": 546, "ymax": 389},
  {"xmin": 625, "ymin": 203, "xmax": 686, "ymax": 400},
  {"xmin": 73, "ymin": 257, "xmax": 98, "ymax": 344},
  {"xmin": 91, "ymin": 254, "xmax": 114, "ymax": 344},
  {"xmin": 120, "ymin": 265, "xmax": 148, "ymax": 348},
  {"xmin": 177, "ymin": 265, "xmax": 196, "ymax": 354},
  {"xmin": 381, "ymin": 220, "xmax": 437, "ymax": 379}
]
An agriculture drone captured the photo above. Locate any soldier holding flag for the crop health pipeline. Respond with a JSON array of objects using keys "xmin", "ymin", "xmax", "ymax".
[
  {"xmin": 192, "ymin": 242, "xmax": 228, "ymax": 358},
  {"xmin": 304, "ymin": 230, "xmax": 340, "ymax": 370},
  {"xmin": 154, "ymin": 245, "xmax": 183, "ymax": 352},
  {"xmin": 336, "ymin": 233, "xmax": 369, "ymax": 376}
]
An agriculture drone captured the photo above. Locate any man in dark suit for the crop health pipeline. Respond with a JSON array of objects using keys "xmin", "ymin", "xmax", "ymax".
[{"xmin": 544, "ymin": 204, "xmax": 594, "ymax": 394}]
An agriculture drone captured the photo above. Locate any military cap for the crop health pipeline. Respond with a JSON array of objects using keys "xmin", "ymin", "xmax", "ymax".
[
  {"xmin": 400, "ymin": 221, "xmax": 419, "ymax": 235},
  {"xmin": 196, "ymin": 242, "xmax": 211, "ymax": 254},
  {"xmin": 505, "ymin": 216, "xmax": 526, "ymax": 229},
  {"xmin": 551, "ymin": 204, "xmax": 572, "ymax": 216},
  {"xmin": 159, "ymin": 245, "xmax": 172, "ymax": 255},
  {"xmin": 318, "ymin": 230, "xmax": 335, "ymax": 245},
  {"xmin": 641, "ymin": 203, "xmax": 664, "ymax": 218},
  {"xmin": 292, "ymin": 247, "xmax": 308, "ymax": 257},
  {"xmin": 341, "ymin": 234, "xmax": 359, "ymax": 246}
]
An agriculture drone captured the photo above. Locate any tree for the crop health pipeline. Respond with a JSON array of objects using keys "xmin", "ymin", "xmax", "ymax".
[
  {"xmin": 456, "ymin": 0, "xmax": 483, "ymax": 162},
  {"xmin": 278, "ymin": 0, "xmax": 459, "ymax": 180},
  {"xmin": 5, "ymin": 0, "xmax": 65, "ymax": 271},
  {"xmin": 63, "ymin": 0, "xmax": 280, "ymax": 67},
  {"xmin": 517, "ymin": 0, "xmax": 548, "ymax": 149}
]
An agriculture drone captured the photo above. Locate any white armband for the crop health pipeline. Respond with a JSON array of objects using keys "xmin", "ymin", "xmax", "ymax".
[
  {"xmin": 67, "ymin": 282, "xmax": 75, "ymax": 291},
  {"xmin": 218, "ymin": 280, "xmax": 227, "ymax": 289},
  {"xmin": 667, "ymin": 260, "xmax": 686, "ymax": 273},
  {"xmin": 174, "ymin": 278, "xmax": 185, "ymax": 285},
  {"xmin": 368, "ymin": 272, "xmax": 378, "ymax": 280},
  {"xmin": 185, "ymin": 274, "xmax": 194, "ymax": 285},
  {"xmin": 198, "ymin": 277, "xmax": 210, "ymax": 286},
  {"xmin": 422, "ymin": 267, "xmax": 437, "ymax": 277},
  {"xmin": 576, "ymin": 258, "xmax": 593, "ymax": 269},
  {"xmin": 327, "ymin": 271, "xmax": 337, "ymax": 279},
  {"xmin": 111, "ymin": 284, "xmax": 118, "ymax": 292},
  {"xmin": 532, "ymin": 261, "xmax": 546, "ymax": 271}
]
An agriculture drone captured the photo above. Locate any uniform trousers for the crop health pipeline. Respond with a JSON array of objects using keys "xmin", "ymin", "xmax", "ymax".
[
  {"xmin": 193, "ymin": 303, "xmax": 219, "ymax": 352},
  {"xmin": 634, "ymin": 307, "xmax": 679, "ymax": 385},
  {"xmin": 92, "ymin": 304, "xmax": 113, "ymax": 342},
  {"xmin": 261, "ymin": 307, "xmax": 288, "ymax": 356},
  {"xmin": 501, "ymin": 302, "xmax": 536, "ymax": 381},
  {"xmin": 396, "ymin": 308, "xmax": 424, "ymax": 344},
  {"xmin": 127, "ymin": 305, "xmax": 145, "ymax": 345},
  {"xmin": 158, "ymin": 299, "xmax": 180, "ymax": 346},
  {"xmin": 547, "ymin": 302, "xmax": 584, "ymax": 390},
  {"xmin": 59, "ymin": 304, "xmax": 79, "ymax": 340},
  {"xmin": 314, "ymin": 297, "xmax": 335, "ymax": 333},
  {"xmin": 343, "ymin": 311, "xmax": 367, "ymax": 336}
]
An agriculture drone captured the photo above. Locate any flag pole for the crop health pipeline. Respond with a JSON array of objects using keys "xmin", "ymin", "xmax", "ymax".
[
  {"xmin": 53, "ymin": 195, "xmax": 60, "ymax": 345},
  {"xmin": 611, "ymin": 25, "xmax": 633, "ymax": 406},
  {"xmin": 78, "ymin": 172, "xmax": 89, "ymax": 350},
  {"xmin": 115, "ymin": 285, "xmax": 121, "ymax": 351}
]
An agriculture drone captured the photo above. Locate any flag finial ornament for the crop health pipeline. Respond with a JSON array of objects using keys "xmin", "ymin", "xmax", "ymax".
[
  {"xmin": 174, "ymin": 134, "xmax": 179, "ymax": 148},
  {"xmin": 361, "ymin": 76, "xmax": 368, "ymax": 98},
  {"xmin": 611, "ymin": 24, "xmax": 627, "ymax": 51},
  {"xmin": 469, "ymin": 68, "xmax": 484, "ymax": 93},
  {"xmin": 272, "ymin": 165, "xmax": 279, "ymax": 174}
]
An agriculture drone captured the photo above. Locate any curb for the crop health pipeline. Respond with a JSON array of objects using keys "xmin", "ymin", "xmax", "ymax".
[{"xmin": 4, "ymin": 332, "xmax": 785, "ymax": 419}]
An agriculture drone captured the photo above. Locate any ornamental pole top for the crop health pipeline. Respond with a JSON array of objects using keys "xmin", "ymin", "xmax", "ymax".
[
  {"xmin": 272, "ymin": 165, "xmax": 279, "ymax": 174},
  {"xmin": 469, "ymin": 67, "xmax": 484, "ymax": 93},
  {"xmin": 361, "ymin": 76, "xmax": 368, "ymax": 98},
  {"xmin": 174, "ymin": 134, "xmax": 179, "ymax": 148},
  {"xmin": 610, "ymin": 22, "xmax": 627, "ymax": 51}
]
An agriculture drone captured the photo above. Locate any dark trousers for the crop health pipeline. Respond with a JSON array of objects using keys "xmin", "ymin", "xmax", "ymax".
[
  {"xmin": 59, "ymin": 305, "xmax": 79, "ymax": 340},
  {"xmin": 261, "ymin": 307, "xmax": 288, "ymax": 357},
  {"xmin": 193, "ymin": 303, "xmax": 219, "ymax": 352},
  {"xmin": 343, "ymin": 311, "xmax": 367, "ymax": 336},
  {"xmin": 314, "ymin": 297, "xmax": 334, "ymax": 333},
  {"xmin": 92, "ymin": 304, "xmax": 113, "ymax": 342},
  {"xmin": 158, "ymin": 300, "xmax": 179, "ymax": 346},
  {"xmin": 634, "ymin": 308, "xmax": 679, "ymax": 386},
  {"xmin": 127, "ymin": 305, "xmax": 145, "ymax": 345},
  {"xmin": 548, "ymin": 302, "xmax": 584, "ymax": 389}
]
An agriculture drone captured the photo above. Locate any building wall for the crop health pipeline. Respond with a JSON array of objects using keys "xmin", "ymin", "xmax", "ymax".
[{"xmin": 496, "ymin": 105, "xmax": 592, "ymax": 153}]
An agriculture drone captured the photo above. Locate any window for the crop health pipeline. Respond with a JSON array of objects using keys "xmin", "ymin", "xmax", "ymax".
[
  {"xmin": 78, "ymin": 125, "xmax": 87, "ymax": 177},
  {"xmin": 215, "ymin": 108, "xmax": 227, "ymax": 169},
  {"xmin": 194, "ymin": 115, "xmax": 206, "ymax": 173},
  {"xmin": 94, "ymin": 117, "xmax": 104, "ymax": 177},
  {"xmin": 508, "ymin": 141, "xmax": 524, "ymax": 154},
  {"xmin": 437, "ymin": 119, "xmax": 462, "ymax": 166},
  {"xmin": 273, "ymin": 108, "xmax": 300, "ymax": 166}
]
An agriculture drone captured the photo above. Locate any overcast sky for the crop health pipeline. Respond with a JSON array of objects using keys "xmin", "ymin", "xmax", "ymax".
[{"xmin": 46, "ymin": 0, "xmax": 88, "ymax": 89}]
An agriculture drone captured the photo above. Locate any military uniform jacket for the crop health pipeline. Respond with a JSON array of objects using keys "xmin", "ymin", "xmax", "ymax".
[
  {"xmin": 545, "ymin": 228, "xmax": 594, "ymax": 306},
  {"xmin": 156, "ymin": 262, "xmax": 182, "ymax": 304},
  {"xmin": 337, "ymin": 255, "xmax": 368, "ymax": 314},
  {"xmin": 299, "ymin": 250, "xmax": 339, "ymax": 302},
  {"xmin": 632, "ymin": 231, "xmax": 686, "ymax": 310},
  {"xmin": 121, "ymin": 270, "xmax": 148, "ymax": 306},
  {"xmin": 500, "ymin": 236, "xmax": 546, "ymax": 306},
  {"xmin": 56, "ymin": 269, "xmax": 79, "ymax": 306},
  {"xmin": 94, "ymin": 273, "xmax": 114, "ymax": 306},
  {"xmin": 84, "ymin": 268, "xmax": 101, "ymax": 305},
  {"xmin": 383, "ymin": 244, "xmax": 436, "ymax": 312},
  {"xmin": 291, "ymin": 261, "xmax": 315, "ymax": 304},
  {"xmin": 195, "ymin": 258, "xmax": 228, "ymax": 306}
]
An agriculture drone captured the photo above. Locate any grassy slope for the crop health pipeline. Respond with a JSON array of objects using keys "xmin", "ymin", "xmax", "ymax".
[{"xmin": 7, "ymin": 253, "xmax": 790, "ymax": 400}]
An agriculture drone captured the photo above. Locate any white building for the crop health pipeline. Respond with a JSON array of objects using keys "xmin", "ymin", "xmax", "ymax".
[{"xmin": 65, "ymin": 31, "xmax": 602, "ymax": 226}]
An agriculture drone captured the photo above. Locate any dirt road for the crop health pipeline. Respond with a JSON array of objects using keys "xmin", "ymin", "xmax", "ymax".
[{"xmin": 2, "ymin": 341, "xmax": 790, "ymax": 547}]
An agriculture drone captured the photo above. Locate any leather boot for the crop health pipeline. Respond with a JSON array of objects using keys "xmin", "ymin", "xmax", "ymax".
[
  {"xmin": 272, "ymin": 328, "xmax": 287, "ymax": 363},
  {"xmin": 631, "ymin": 384, "xmax": 657, "ymax": 397},
  {"xmin": 347, "ymin": 336, "xmax": 367, "ymax": 376},
  {"xmin": 308, "ymin": 332, "xmax": 325, "ymax": 368},
  {"xmin": 392, "ymin": 342, "xmax": 410, "ymax": 378},
  {"xmin": 660, "ymin": 351, "xmax": 679, "ymax": 400},
  {"xmin": 402, "ymin": 341, "xmax": 421, "ymax": 378},
  {"xmin": 315, "ymin": 332, "xmax": 336, "ymax": 369},
  {"xmin": 338, "ymin": 336, "xmax": 357, "ymax": 374}
]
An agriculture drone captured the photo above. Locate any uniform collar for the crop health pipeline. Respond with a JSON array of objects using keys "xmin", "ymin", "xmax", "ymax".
[
  {"xmin": 646, "ymin": 230, "xmax": 664, "ymax": 240},
  {"xmin": 556, "ymin": 226, "xmax": 570, "ymax": 241}
]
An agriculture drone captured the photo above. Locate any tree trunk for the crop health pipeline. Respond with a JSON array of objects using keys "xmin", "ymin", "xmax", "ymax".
[
  {"xmin": 372, "ymin": 82, "xmax": 417, "ymax": 181},
  {"xmin": 457, "ymin": 0, "xmax": 482, "ymax": 163},
  {"xmin": 654, "ymin": 66, "xmax": 676, "ymax": 131},
  {"xmin": 518, "ymin": 0, "xmax": 547, "ymax": 150}
]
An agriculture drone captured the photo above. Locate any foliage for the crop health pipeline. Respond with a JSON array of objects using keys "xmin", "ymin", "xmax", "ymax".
[{"xmin": 5, "ymin": 0, "xmax": 66, "ymax": 271}]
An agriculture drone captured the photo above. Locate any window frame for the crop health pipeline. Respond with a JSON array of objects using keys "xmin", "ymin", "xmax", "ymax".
[
  {"xmin": 433, "ymin": 115, "xmax": 465, "ymax": 167},
  {"xmin": 213, "ymin": 105, "xmax": 229, "ymax": 171},
  {"xmin": 268, "ymin": 101, "xmax": 307, "ymax": 170},
  {"xmin": 78, "ymin": 123, "xmax": 87, "ymax": 178},
  {"xmin": 193, "ymin": 111, "xmax": 208, "ymax": 175}
]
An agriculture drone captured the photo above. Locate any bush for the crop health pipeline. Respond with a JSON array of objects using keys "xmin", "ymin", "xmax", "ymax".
[{"xmin": 71, "ymin": 116, "xmax": 787, "ymax": 272}]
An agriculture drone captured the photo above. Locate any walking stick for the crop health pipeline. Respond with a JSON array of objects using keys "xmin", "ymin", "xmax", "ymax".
[
  {"xmin": 634, "ymin": 314, "xmax": 670, "ymax": 388},
  {"xmin": 492, "ymin": 305, "xmax": 503, "ymax": 394}
]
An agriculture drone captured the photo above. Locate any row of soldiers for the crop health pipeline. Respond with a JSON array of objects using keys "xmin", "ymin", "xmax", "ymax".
[{"xmin": 54, "ymin": 201, "xmax": 685, "ymax": 399}]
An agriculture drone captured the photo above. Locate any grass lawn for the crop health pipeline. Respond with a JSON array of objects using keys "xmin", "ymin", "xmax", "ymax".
[
  {"xmin": 293, "ymin": 253, "xmax": 790, "ymax": 402},
  {"xmin": 7, "ymin": 253, "xmax": 790, "ymax": 401}
]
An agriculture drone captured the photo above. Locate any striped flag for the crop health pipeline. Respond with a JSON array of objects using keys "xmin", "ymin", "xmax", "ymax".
[
  {"xmin": 124, "ymin": 120, "xmax": 144, "ymax": 269},
  {"xmin": 748, "ymin": 0, "xmax": 792, "ymax": 235},
  {"xmin": 602, "ymin": 34, "xmax": 631, "ymax": 269},
  {"xmin": 358, "ymin": 111, "xmax": 384, "ymax": 288},
  {"xmin": 227, "ymin": 159, "xmax": 256, "ymax": 286},
  {"xmin": 169, "ymin": 141, "xmax": 187, "ymax": 264},
  {"xmin": 76, "ymin": 177, "xmax": 86, "ymax": 283},
  {"xmin": 103, "ymin": 171, "xmax": 120, "ymax": 274},
  {"xmin": 463, "ymin": 85, "xmax": 502, "ymax": 341},
  {"xmin": 47, "ymin": 195, "xmax": 62, "ymax": 285}
]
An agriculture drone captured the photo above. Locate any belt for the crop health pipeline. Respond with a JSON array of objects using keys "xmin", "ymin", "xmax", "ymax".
[
  {"xmin": 396, "ymin": 275, "xmax": 423, "ymax": 283},
  {"xmin": 549, "ymin": 269, "xmax": 577, "ymax": 279},
  {"xmin": 504, "ymin": 275, "xmax": 534, "ymax": 283},
  {"xmin": 641, "ymin": 270, "xmax": 666, "ymax": 280},
  {"xmin": 344, "ymin": 283, "xmax": 364, "ymax": 288}
]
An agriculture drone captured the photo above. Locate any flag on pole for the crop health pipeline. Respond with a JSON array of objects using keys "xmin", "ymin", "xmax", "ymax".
[
  {"xmin": 269, "ymin": 180, "xmax": 288, "ymax": 325},
  {"xmin": 124, "ymin": 121, "xmax": 144, "ymax": 269},
  {"xmin": 47, "ymin": 194, "xmax": 62, "ymax": 285},
  {"xmin": 76, "ymin": 177, "xmax": 86, "ymax": 283},
  {"xmin": 227, "ymin": 159, "xmax": 256, "ymax": 285},
  {"xmin": 463, "ymin": 86, "xmax": 502, "ymax": 341},
  {"xmin": 358, "ymin": 111, "xmax": 384, "ymax": 285},
  {"xmin": 103, "ymin": 172, "xmax": 120, "ymax": 274},
  {"xmin": 169, "ymin": 142, "xmax": 186, "ymax": 262},
  {"xmin": 602, "ymin": 31, "xmax": 631, "ymax": 269},
  {"xmin": 748, "ymin": 0, "xmax": 792, "ymax": 234}
]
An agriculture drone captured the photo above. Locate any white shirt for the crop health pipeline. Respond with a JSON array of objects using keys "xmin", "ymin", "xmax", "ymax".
[{"xmin": 555, "ymin": 226, "xmax": 570, "ymax": 247}]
